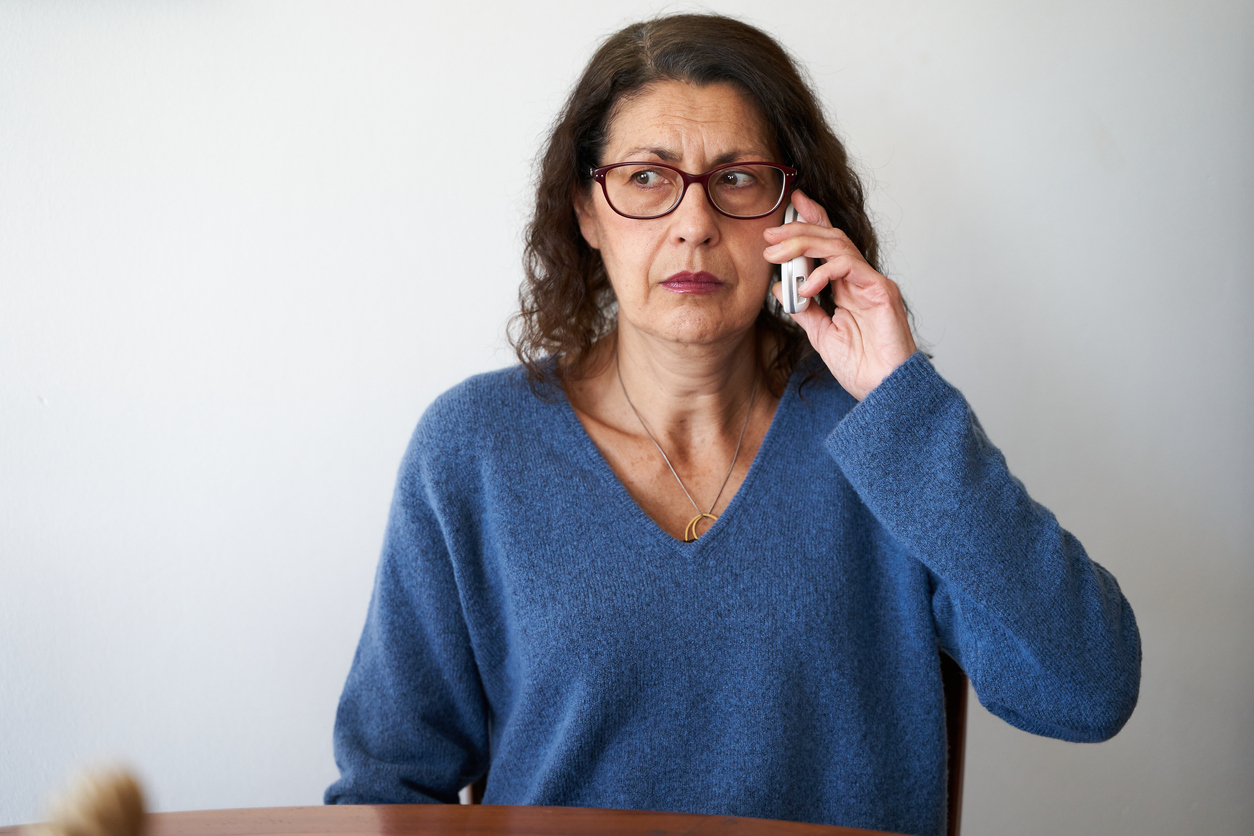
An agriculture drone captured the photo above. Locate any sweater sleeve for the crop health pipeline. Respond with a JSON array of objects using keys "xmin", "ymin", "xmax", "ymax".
[
  {"xmin": 325, "ymin": 427, "xmax": 489, "ymax": 804},
  {"xmin": 826, "ymin": 353, "xmax": 1141, "ymax": 742}
]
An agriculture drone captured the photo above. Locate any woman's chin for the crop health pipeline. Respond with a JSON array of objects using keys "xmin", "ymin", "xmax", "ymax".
[{"xmin": 634, "ymin": 307, "xmax": 759, "ymax": 348}]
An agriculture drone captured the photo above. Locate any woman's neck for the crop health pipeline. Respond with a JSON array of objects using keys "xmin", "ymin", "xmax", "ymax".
[
  {"xmin": 562, "ymin": 319, "xmax": 781, "ymax": 541},
  {"xmin": 572, "ymin": 321, "xmax": 768, "ymax": 453}
]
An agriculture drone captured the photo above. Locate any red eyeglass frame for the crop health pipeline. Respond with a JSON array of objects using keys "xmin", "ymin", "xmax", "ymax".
[{"xmin": 590, "ymin": 161, "xmax": 798, "ymax": 220}]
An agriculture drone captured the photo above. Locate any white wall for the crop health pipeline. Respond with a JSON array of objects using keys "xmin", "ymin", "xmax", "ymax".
[{"xmin": 1, "ymin": 1, "xmax": 1250, "ymax": 833}]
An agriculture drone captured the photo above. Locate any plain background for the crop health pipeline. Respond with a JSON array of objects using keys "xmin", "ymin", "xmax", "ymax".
[{"xmin": 1, "ymin": 1, "xmax": 1250, "ymax": 834}]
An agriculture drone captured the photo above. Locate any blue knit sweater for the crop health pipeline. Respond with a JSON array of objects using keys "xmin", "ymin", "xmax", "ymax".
[{"xmin": 326, "ymin": 353, "xmax": 1140, "ymax": 836}]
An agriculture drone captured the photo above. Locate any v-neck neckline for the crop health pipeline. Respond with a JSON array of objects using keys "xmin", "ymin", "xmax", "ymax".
[{"xmin": 554, "ymin": 370, "xmax": 800, "ymax": 556}]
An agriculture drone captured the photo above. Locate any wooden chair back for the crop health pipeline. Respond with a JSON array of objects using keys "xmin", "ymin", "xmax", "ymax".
[{"xmin": 940, "ymin": 651, "xmax": 968, "ymax": 836}]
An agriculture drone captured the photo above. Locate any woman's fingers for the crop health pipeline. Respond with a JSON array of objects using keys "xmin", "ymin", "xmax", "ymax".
[
  {"xmin": 762, "ymin": 232, "xmax": 863, "ymax": 282},
  {"xmin": 763, "ymin": 191, "xmax": 838, "ymax": 252},
  {"xmin": 774, "ymin": 250, "xmax": 888, "ymax": 310},
  {"xmin": 785, "ymin": 287, "xmax": 838, "ymax": 340},
  {"xmin": 829, "ymin": 266, "xmax": 902, "ymax": 311},
  {"xmin": 764, "ymin": 231, "xmax": 847, "ymax": 263},
  {"xmin": 766, "ymin": 224, "xmax": 902, "ymax": 309},
  {"xmin": 789, "ymin": 188, "xmax": 831, "ymax": 227}
]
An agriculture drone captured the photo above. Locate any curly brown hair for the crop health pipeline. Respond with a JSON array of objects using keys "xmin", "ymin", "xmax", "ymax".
[{"xmin": 510, "ymin": 13, "xmax": 881, "ymax": 397}]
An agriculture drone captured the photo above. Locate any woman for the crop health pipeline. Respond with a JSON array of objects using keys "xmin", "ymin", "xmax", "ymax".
[{"xmin": 325, "ymin": 14, "xmax": 1140, "ymax": 836}]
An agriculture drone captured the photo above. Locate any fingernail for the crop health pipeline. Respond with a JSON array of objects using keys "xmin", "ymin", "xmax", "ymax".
[{"xmin": 764, "ymin": 244, "xmax": 780, "ymax": 254}]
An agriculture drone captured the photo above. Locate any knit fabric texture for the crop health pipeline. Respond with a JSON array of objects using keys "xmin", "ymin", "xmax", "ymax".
[{"xmin": 325, "ymin": 353, "xmax": 1141, "ymax": 836}]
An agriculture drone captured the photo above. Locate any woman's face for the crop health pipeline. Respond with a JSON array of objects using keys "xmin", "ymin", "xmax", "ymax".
[{"xmin": 576, "ymin": 80, "xmax": 786, "ymax": 349}]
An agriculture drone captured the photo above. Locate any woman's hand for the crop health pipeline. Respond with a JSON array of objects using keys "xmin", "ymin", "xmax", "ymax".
[{"xmin": 765, "ymin": 189, "xmax": 917, "ymax": 401}]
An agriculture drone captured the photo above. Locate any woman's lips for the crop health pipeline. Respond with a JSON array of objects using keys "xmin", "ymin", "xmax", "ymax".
[{"xmin": 660, "ymin": 271, "xmax": 724, "ymax": 294}]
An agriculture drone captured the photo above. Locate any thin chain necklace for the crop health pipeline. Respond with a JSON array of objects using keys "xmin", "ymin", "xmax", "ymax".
[{"xmin": 616, "ymin": 352, "xmax": 758, "ymax": 542}]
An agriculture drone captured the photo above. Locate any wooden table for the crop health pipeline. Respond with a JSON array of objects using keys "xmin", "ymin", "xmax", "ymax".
[{"xmin": 2, "ymin": 805, "xmax": 898, "ymax": 836}]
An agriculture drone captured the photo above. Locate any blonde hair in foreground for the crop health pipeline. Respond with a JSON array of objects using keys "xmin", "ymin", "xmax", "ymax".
[{"xmin": 20, "ymin": 768, "xmax": 146, "ymax": 836}]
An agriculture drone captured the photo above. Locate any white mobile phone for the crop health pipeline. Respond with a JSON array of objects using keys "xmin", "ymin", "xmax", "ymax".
[{"xmin": 778, "ymin": 203, "xmax": 813, "ymax": 315}]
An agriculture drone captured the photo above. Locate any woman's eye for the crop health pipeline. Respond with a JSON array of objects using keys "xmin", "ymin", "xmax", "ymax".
[
  {"xmin": 630, "ymin": 169, "xmax": 665, "ymax": 187},
  {"xmin": 719, "ymin": 170, "xmax": 756, "ymax": 188}
]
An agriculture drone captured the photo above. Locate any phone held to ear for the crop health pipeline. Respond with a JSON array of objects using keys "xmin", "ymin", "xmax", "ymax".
[{"xmin": 778, "ymin": 203, "xmax": 813, "ymax": 315}]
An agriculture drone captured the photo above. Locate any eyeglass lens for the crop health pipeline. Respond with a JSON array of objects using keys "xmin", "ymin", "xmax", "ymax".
[{"xmin": 603, "ymin": 164, "xmax": 786, "ymax": 218}]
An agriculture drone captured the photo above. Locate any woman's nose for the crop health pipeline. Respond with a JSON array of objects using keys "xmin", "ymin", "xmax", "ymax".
[{"xmin": 669, "ymin": 183, "xmax": 720, "ymax": 245}]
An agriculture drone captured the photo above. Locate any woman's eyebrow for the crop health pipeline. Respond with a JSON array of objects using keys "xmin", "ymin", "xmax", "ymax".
[
  {"xmin": 619, "ymin": 147, "xmax": 681, "ymax": 162},
  {"xmin": 711, "ymin": 149, "xmax": 772, "ymax": 165},
  {"xmin": 616, "ymin": 147, "xmax": 772, "ymax": 164}
]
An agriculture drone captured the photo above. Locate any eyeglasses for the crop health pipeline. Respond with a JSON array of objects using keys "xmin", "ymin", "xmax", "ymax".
[{"xmin": 590, "ymin": 161, "xmax": 797, "ymax": 220}]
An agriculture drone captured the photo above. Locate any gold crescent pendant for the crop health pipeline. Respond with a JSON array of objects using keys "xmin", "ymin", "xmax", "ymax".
[{"xmin": 684, "ymin": 512, "xmax": 719, "ymax": 543}]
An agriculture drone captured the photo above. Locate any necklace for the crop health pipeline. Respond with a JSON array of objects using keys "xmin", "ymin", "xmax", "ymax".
[{"xmin": 616, "ymin": 354, "xmax": 758, "ymax": 542}]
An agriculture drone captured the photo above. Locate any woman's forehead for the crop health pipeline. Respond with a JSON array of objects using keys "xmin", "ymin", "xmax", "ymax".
[{"xmin": 603, "ymin": 80, "xmax": 774, "ymax": 163}]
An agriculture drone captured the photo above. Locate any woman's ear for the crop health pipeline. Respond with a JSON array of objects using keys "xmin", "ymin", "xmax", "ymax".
[{"xmin": 573, "ymin": 191, "xmax": 601, "ymax": 250}]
